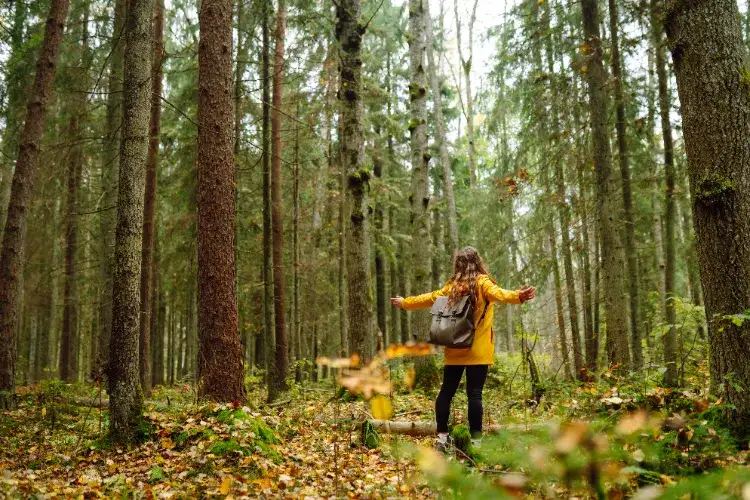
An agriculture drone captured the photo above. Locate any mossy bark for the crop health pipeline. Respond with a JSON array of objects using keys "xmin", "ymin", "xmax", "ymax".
[
  {"xmin": 409, "ymin": 0, "xmax": 437, "ymax": 390},
  {"xmin": 337, "ymin": 0, "xmax": 374, "ymax": 360},
  {"xmin": 665, "ymin": 0, "xmax": 750, "ymax": 434},
  {"xmin": 109, "ymin": 0, "xmax": 154, "ymax": 442},
  {"xmin": 99, "ymin": 0, "xmax": 126, "ymax": 369}
]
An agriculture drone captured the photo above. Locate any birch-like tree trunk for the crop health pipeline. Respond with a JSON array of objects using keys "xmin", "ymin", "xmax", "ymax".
[
  {"xmin": 426, "ymin": 0, "xmax": 458, "ymax": 252},
  {"xmin": 454, "ymin": 0, "xmax": 478, "ymax": 189}
]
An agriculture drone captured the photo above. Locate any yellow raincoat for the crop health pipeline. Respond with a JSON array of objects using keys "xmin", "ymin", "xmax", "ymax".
[{"xmin": 402, "ymin": 275, "xmax": 521, "ymax": 365}]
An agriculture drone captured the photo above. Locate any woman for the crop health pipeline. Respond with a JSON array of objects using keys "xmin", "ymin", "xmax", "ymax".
[{"xmin": 391, "ymin": 247, "xmax": 535, "ymax": 452}]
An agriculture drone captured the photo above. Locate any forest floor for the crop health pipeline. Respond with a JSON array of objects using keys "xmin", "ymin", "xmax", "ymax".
[{"xmin": 3, "ymin": 364, "xmax": 750, "ymax": 498}]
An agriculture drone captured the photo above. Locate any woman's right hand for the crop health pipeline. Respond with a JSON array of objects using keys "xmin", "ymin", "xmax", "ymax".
[
  {"xmin": 391, "ymin": 296, "xmax": 405, "ymax": 309},
  {"xmin": 519, "ymin": 286, "xmax": 536, "ymax": 303}
]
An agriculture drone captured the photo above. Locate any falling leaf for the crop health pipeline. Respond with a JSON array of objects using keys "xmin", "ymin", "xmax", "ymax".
[
  {"xmin": 555, "ymin": 422, "xmax": 588, "ymax": 454},
  {"xmin": 616, "ymin": 411, "xmax": 648, "ymax": 436},
  {"xmin": 383, "ymin": 342, "xmax": 432, "ymax": 359},
  {"xmin": 339, "ymin": 374, "xmax": 392, "ymax": 399},
  {"xmin": 316, "ymin": 354, "xmax": 360, "ymax": 368},
  {"xmin": 370, "ymin": 395, "xmax": 393, "ymax": 420}
]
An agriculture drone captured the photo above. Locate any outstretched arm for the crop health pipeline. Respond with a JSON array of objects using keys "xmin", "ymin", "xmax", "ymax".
[
  {"xmin": 480, "ymin": 276, "xmax": 536, "ymax": 304},
  {"xmin": 391, "ymin": 283, "xmax": 451, "ymax": 310}
]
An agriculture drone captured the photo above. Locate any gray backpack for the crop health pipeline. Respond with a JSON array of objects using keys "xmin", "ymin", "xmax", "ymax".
[{"xmin": 428, "ymin": 295, "xmax": 489, "ymax": 348}]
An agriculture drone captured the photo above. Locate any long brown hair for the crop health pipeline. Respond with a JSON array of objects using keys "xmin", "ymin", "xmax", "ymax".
[{"xmin": 447, "ymin": 247, "xmax": 491, "ymax": 308}]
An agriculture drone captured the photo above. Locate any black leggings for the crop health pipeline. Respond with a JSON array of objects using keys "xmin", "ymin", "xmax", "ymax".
[{"xmin": 435, "ymin": 364, "xmax": 489, "ymax": 436}]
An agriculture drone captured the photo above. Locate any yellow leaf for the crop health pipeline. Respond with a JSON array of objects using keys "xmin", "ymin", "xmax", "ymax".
[
  {"xmin": 161, "ymin": 437, "xmax": 175, "ymax": 449},
  {"xmin": 220, "ymin": 476, "xmax": 232, "ymax": 495},
  {"xmin": 316, "ymin": 354, "xmax": 360, "ymax": 368},
  {"xmin": 384, "ymin": 342, "xmax": 433, "ymax": 359},
  {"xmin": 41, "ymin": 407, "xmax": 47, "ymax": 417},
  {"xmin": 370, "ymin": 395, "xmax": 393, "ymax": 420}
]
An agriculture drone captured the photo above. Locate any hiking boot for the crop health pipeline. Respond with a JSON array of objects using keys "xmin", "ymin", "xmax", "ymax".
[
  {"xmin": 435, "ymin": 436, "xmax": 454, "ymax": 455},
  {"xmin": 471, "ymin": 437, "xmax": 482, "ymax": 450}
]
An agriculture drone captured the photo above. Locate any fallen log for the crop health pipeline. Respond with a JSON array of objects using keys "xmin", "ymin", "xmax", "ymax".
[{"xmin": 366, "ymin": 420, "xmax": 551, "ymax": 437}]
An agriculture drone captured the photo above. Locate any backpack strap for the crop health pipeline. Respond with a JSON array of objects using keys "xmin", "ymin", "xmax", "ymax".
[
  {"xmin": 475, "ymin": 276, "xmax": 490, "ymax": 326},
  {"xmin": 476, "ymin": 300, "xmax": 490, "ymax": 326}
]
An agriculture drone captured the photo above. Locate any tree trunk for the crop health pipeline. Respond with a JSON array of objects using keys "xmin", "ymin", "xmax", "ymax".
[
  {"xmin": 268, "ymin": 0, "xmax": 288, "ymax": 401},
  {"xmin": 373, "ymin": 136, "xmax": 387, "ymax": 342},
  {"xmin": 233, "ymin": 0, "xmax": 245, "ymax": 296},
  {"xmin": 197, "ymin": 0, "xmax": 246, "ymax": 402},
  {"xmin": 0, "ymin": 0, "xmax": 29, "ymax": 245},
  {"xmin": 580, "ymin": 0, "xmax": 630, "ymax": 371},
  {"xmin": 426, "ymin": 1, "xmax": 458, "ymax": 252},
  {"xmin": 592, "ymin": 226, "xmax": 601, "ymax": 368},
  {"xmin": 542, "ymin": 0, "xmax": 581, "ymax": 377},
  {"xmin": 551, "ymin": 231, "xmax": 572, "ymax": 380},
  {"xmin": 37, "ymin": 208, "xmax": 56, "ymax": 380},
  {"xmin": 139, "ymin": 0, "xmax": 164, "ymax": 398},
  {"xmin": 99, "ymin": 0, "xmax": 127, "ymax": 370},
  {"xmin": 338, "ymin": 115, "xmax": 347, "ymax": 355},
  {"xmin": 168, "ymin": 293, "xmax": 175, "ymax": 385},
  {"xmin": 152, "ymin": 237, "xmax": 164, "ymax": 386},
  {"xmin": 60, "ymin": 3, "xmax": 90, "ymax": 380},
  {"xmin": 108, "ymin": 0, "xmax": 153, "ymax": 442},
  {"xmin": 60, "ymin": 112, "xmax": 81, "ymax": 384},
  {"xmin": 431, "ymin": 195, "xmax": 443, "ymax": 289},
  {"xmin": 652, "ymin": 0, "xmax": 678, "ymax": 386},
  {"xmin": 386, "ymin": 55, "xmax": 401, "ymax": 347},
  {"xmin": 609, "ymin": 0, "xmax": 642, "ymax": 369},
  {"xmin": 292, "ymin": 110, "xmax": 301, "ymax": 382},
  {"xmin": 454, "ymin": 0, "xmax": 479, "ymax": 189},
  {"xmin": 260, "ymin": 0, "xmax": 273, "ymax": 383},
  {"xmin": 665, "ymin": 0, "xmax": 750, "ymax": 433},
  {"xmin": 410, "ymin": 0, "xmax": 437, "ymax": 389},
  {"xmin": 682, "ymin": 196, "xmax": 705, "ymax": 338},
  {"xmin": 0, "ymin": 0, "xmax": 71, "ymax": 392},
  {"xmin": 338, "ymin": 0, "xmax": 373, "ymax": 359}
]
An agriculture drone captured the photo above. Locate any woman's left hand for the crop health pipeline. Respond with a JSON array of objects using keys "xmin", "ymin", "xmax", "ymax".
[
  {"xmin": 519, "ymin": 286, "xmax": 536, "ymax": 303},
  {"xmin": 390, "ymin": 296, "xmax": 405, "ymax": 309}
]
